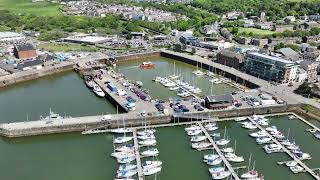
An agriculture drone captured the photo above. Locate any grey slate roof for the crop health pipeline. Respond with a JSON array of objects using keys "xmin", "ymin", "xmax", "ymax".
[
  {"xmin": 14, "ymin": 43, "xmax": 35, "ymax": 51},
  {"xmin": 206, "ymin": 94, "xmax": 234, "ymax": 103}
]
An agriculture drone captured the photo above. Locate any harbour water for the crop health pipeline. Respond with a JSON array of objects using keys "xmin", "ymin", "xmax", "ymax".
[
  {"xmin": 116, "ymin": 57, "xmax": 236, "ymax": 100},
  {"xmin": 0, "ymin": 58, "xmax": 318, "ymax": 180}
]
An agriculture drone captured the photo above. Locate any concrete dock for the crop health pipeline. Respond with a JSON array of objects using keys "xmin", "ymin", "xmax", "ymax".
[
  {"xmin": 94, "ymin": 70, "xmax": 158, "ymax": 114},
  {"xmin": 132, "ymin": 129, "xmax": 144, "ymax": 180},
  {"xmin": 247, "ymin": 118, "xmax": 320, "ymax": 180},
  {"xmin": 198, "ymin": 122, "xmax": 241, "ymax": 180}
]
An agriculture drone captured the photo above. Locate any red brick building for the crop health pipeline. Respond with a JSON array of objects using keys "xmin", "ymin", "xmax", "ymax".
[
  {"xmin": 216, "ymin": 50, "xmax": 245, "ymax": 70},
  {"xmin": 13, "ymin": 43, "xmax": 37, "ymax": 60}
]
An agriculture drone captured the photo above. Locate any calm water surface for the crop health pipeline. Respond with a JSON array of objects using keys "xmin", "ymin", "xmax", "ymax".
[{"xmin": 0, "ymin": 58, "xmax": 318, "ymax": 180}]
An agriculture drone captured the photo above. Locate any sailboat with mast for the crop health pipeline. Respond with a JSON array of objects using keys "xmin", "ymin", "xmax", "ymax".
[
  {"xmin": 241, "ymin": 155, "xmax": 259, "ymax": 179},
  {"xmin": 216, "ymin": 127, "xmax": 230, "ymax": 146},
  {"xmin": 192, "ymin": 62, "xmax": 205, "ymax": 76}
]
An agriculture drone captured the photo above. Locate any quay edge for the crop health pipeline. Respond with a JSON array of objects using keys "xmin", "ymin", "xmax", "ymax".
[{"xmin": 0, "ymin": 104, "xmax": 302, "ymax": 138}]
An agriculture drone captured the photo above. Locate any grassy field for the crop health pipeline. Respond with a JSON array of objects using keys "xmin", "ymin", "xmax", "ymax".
[
  {"xmin": 237, "ymin": 27, "xmax": 275, "ymax": 36},
  {"xmin": 38, "ymin": 43, "xmax": 98, "ymax": 52},
  {"xmin": 302, "ymin": 104, "xmax": 320, "ymax": 118},
  {"xmin": 0, "ymin": 0, "xmax": 61, "ymax": 16}
]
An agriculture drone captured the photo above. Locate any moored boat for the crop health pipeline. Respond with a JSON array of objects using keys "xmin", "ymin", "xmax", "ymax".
[{"xmin": 139, "ymin": 62, "xmax": 155, "ymax": 69}]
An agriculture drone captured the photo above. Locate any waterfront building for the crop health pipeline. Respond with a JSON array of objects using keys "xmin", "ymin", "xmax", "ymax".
[
  {"xmin": 244, "ymin": 52, "xmax": 298, "ymax": 83},
  {"xmin": 179, "ymin": 33, "xmax": 198, "ymax": 45},
  {"xmin": 13, "ymin": 43, "xmax": 37, "ymax": 60},
  {"xmin": 204, "ymin": 94, "xmax": 234, "ymax": 109},
  {"xmin": 216, "ymin": 50, "xmax": 245, "ymax": 70},
  {"xmin": 300, "ymin": 60, "xmax": 319, "ymax": 83}
]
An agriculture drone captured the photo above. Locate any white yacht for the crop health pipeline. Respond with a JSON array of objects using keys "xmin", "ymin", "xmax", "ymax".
[
  {"xmin": 250, "ymin": 131, "xmax": 268, "ymax": 138},
  {"xmin": 207, "ymin": 158, "xmax": 222, "ymax": 166},
  {"xmin": 117, "ymin": 156, "xmax": 136, "ymax": 164},
  {"xmin": 143, "ymin": 166, "xmax": 162, "ymax": 176},
  {"xmin": 235, "ymin": 117, "xmax": 247, "ymax": 122},
  {"xmin": 256, "ymin": 137, "xmax": 272, "ymax": 144},
  {"xmin": 227, "ymin": 154, "xmax": 244, "ymax": 163},
  {"xmin": 138, "ymin": 139, "xmax": 156, "ymax": 146},
  {"xmin": 177, "ymin": 91, "xmax": 192, "ymax": 97},
  {"xmin": 208, "ymin": 167, "xmax": 225, "ymax": 174},
  {"xmin": 115, "ymin": 144, "xmax": 134, "ymax": 153},
  {"xmin": 290, "ymin": 165, "xmax": 304, "ymax": 173},
  {"xmin": 191, "ymin": 142, "xmax": 211, "ymax": 149},
  {"xmin": 141, "ymin": 148, "xmax": 159, "ymax": 157},
  {"xmin": 265, "ymin": 126, "xmax": 278, "ymax": 132},
  {"xmin": 263, "ymin": 144, "xmax": 282, "ymax": 153},
  {"xmin": 192, "ymin": 70, "xmax": 205, "ymax": 76},
  {"xmin": 110, "ymin": 128, "xmax": 133, "ymax": 134},
  {"xmin": 114, "ymin": 136, "xmax": 133, "ymax": 144},
  {"xmin": 85, "ymin": 80, "xmax": 95, "ymax": 89},
  {"xmin": 242, "ymin": 122, "xmax": 257, "ymax": 130},
  {"xmin": 191, "ymin": 135, "xmax": 207, "ymax": 142},
  {"xmin": 187, "ymin": 129, "xmax": 202, "ymax": 136},
  {"xmin": 137, "ymin": 134, "xmax": 156, "ymax": 140},
  {"xmin": 117, "ymin": 169, "xmax": 137, "ymax": 179},
  {"xmin": 203, "ymin": 154, "xmax": 219, "ymax": 162},
  {"xmin": 169, "ymin": 86, "xmax": 179, "ymax": 91},
  {"xmin": 211, "ymin": 171, "xmax": 231, "ymax": 179},
  {"xmin": 42, "ymin": 109, "xmax": 64, "ymax": 120},
  {"xmin": 191, "ymin": 88, "xmax": 202, "ymax": 94},
  {"xmin": 211, "ymin": 133, "xmax": 221, "ymax": 137},
  {"xmin": 285, "ymin": 161, "xmax": 298, "ymax": 167},
  {"xmin": 93, "ymin": 85, "xmax": 105, "ymax": 97},
  {"xmin": 221, "ymin": 147, "xmax": 234, "ymax": 153},
  {"xmin": 216, "ymin": 139, "xmax": 230, "ymax": 146},
  {"xmin": 137, "ymin": 129, "xmax": 156, "ymax": 136},
  {"xmin": 118, "ymin": 164, "xmax": 137, "ymax": 172},
  {"xmin": 241, "ymin": 171, "xmax": 259, "ymax": 179},
  {"xmin": 142, "ymin": 160, "xmax": 162, "ymax": 170},
  {"xmin": 111, "ymin": 151, "xmax": 135, "ymax": 159},
  {"xmin": 185, "ymin": 125, "xmax": 201, "ymax": 131}
]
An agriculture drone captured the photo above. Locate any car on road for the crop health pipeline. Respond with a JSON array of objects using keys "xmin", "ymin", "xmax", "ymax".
[{"xmin": 155, "ymin": 103, "xmax": 165, "ymax": 112}]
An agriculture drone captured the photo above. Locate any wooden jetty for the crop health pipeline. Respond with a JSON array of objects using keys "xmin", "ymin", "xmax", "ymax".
[
  {"xmin": 247, "ymin": 118, "xmax": 320, "ymax": 180},
  {"xmin": 133, "ymin": 129, "xmax": 144, "ymax": 180},
  {"xmin": 198, "ymin": 122, "xmax": 241, "ymax": 180}
]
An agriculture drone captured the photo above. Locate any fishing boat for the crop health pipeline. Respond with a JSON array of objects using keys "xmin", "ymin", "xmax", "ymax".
[
  {"xmin": 139, "ymin": 62, "xmax": 155, "ymax": 69},
  {"xmin": 116, "ymin": 169, "xmax": 137, "ymax": 178},
  {"xmin": 143, "ymin": 166, "xmax": 162, "ymax": 176},
  {"xmin": 187, "ymin": 129, "xmax": 202, "ymax": 136},
  {"xmin": 256, "ymin": 137, "xmax": 272, "ymax": 144},
  {"xmin": 93, "ymin": 85, "xmax": 105, "ymax": 97},
  {"xmin": 114, "ymin": 136, "xmax": 133, "ymax": 144},
  {"xmin": 290, "ymin": 165, "xmax": 304, "ymax": 173},
  {"xmin": 250, "ymin": 130, "xmax": 268, "ymax": 138},
  {"xmin": 117, "ymin": 156, "xmax": 136, "ymax": 164},
  {"xmin": 191, "ymin": 135, "xmax": 207, "ymax": 142},
  {"xmin": 142, "ymin": 160, "xmax": 162, "ymax": 169},
  {"xmin": 191, "ymin": 142, "xmax": 211, "ymax": 149},
  {"xmin": 139, "ymin": 139, "xmax": 157, "ymax": 146},
  {"xmin": 263, "ymin": 144, "xmax": 282, "ymax": 153},
  {"xmin": 207, "ymin": 157, "xmax": 222, "ymax": 166},
  {"xmin": 285, "ymin": 161, "xmax": 298, "ymax": 167},
  {"xmin": 141, "ymin": 148, "xmax": 159, "ymax": 157},
  {"xmin": 110, "ymin": 128, "xmax": 133, "ymax": 134},
  {"xmin": 42, "ymin": 109, "xmax": 64, "ymax": 120},
  {"xmin": 211, "ymin": 171, "xmax": 231, "ymax": 179},
  {"xmin": 117, "ymin": 164, "xmax": 137, "ymax": 172},
  {"xmin": 85, "ymin": 79, "xmax": 95, "ymax": 89}
]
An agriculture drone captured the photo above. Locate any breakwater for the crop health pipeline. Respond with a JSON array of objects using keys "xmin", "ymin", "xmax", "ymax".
[
  {"xmin": 115, "ymin": 51, "xmax": 161, "ymax": 62},
  {"xmin": 0, "ymin": 104, "xmax": 302, "ymax": 138},
  {"xmin": 0, "ymin": 61, "xmax": 74, "ymax": 88}
]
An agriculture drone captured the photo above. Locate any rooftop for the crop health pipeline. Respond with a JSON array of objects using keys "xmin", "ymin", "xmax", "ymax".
[
  {"xmin": 247, "ymin": 52, "xmax": 294, "ymax": 65},
  {"xmin": 0, "ymin": 32, "xmax": 24, "ymax": 39},
  {"xmin": 14, "ymin": 43, "xmax": 35, "ymax": 51},
  {"xmin": 206, "ymin": 94, "xmax": 234, "ymax": 103}
]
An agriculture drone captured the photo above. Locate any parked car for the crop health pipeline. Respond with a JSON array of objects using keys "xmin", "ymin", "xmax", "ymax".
[
  {"xmin": 126, "ymin": 96, "xmax": 136, "ymax": 103},
  {"xmin": 155, "ymin": 103, "xmax": 165, "ymax": 112}
]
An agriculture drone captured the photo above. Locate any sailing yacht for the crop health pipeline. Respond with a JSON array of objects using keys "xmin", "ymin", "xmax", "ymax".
[
  {"xmin": 207, "ymin": 157, "xmax": 223, "ymax": 166},
  {"xmin": 116, "ymin": 169, "xmax": 137, "ymax": 178},
  {"xmin": 110, "ymin": 128, "xmax": 133, "ymax": 134},
  {"xmin": 216, "ymin": 127, "xmax": 230, "ymax": 146},
  {"xmin": 117, "ymin": 164, "xmax": 137, "ymax": 172},
  {"xmin": 190, "ymin": 135, "xmax": 207, "ymax": 142},
  {"xmin": 289, "ymin": 165, "xmax": 304, "ymax": 173},
  {"xmin": 142, "ymin": 160, "xmax": 162, "ymax": 170},
  {"xmin": 141, "ymin": 148, "xmax": 159, "ymax": 157},
  {"xmin": 143, "ymin": 166, "xmax": 162, "ymax": 176},
  {"xmin": 138, "ymin": 139, "xmax": 157, "ymax": 146},
  {"xmin": 241, "ymin": 158, "xmax": 259, "ymax": 179},
  {"xmin": 211, "ymin": 170, "xmax": 231, "ymax": 179},
  {"xmin": 114, "ymin": 136, "xmax": 133, "ymax": 144}
]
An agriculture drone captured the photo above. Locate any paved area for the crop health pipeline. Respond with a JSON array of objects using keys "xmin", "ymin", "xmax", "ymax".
[{"xmin": 161, "ymin": 49, "xmax": 320, "ymax": 109}]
